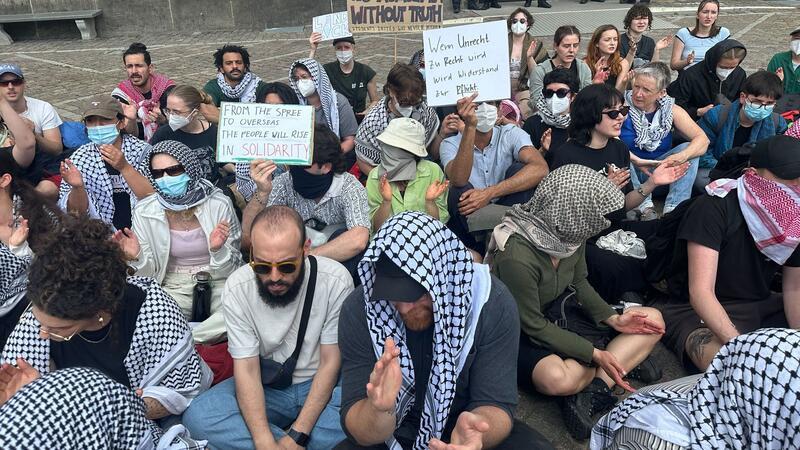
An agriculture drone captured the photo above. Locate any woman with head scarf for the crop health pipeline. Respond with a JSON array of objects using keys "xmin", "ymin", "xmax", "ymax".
[
  {"xmin": 591, "ymin": 328, "xmax": 800, "ymax": 449},
  {"xmin": 490, "ymin": 164, "xmax": 666, "ymax": 441},
  {"xmin": 366, "ymin": 118, "xmax": 448, "ymax": 231},
  {"xmin": 113, "ymin": 140, "xmax": 242, "ymax": 345}
]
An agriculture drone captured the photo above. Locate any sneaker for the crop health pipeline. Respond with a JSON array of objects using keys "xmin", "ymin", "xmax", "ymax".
[
  {"xmin": 640, "ymin": 207, "xmax": 659, "ymax": 221},
  {"xmin": 627, "ymin": 355, "xmax": 663, "ymax": 383}
]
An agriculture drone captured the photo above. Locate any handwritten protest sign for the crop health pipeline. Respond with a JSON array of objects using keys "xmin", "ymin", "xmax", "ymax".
[
  {"xmin": 313, "ymin": 12, "xmax": 352, "ymax": 41},
  {"xmin": 423, "ymin": 20, "xmax": 510, "ymax": 106},
  {"xmin": 348, "ymin": 0, "xmax": 443, "ymax": 33},
  {"xmin": 217, "ymin": 103, "xmax": 315, "ymax": 165}
]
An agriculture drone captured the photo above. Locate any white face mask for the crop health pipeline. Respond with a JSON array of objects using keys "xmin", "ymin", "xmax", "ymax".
[
  {"xmin": 336, "ymin": 50, "xmax": 353, "ymax": 64},
  {"xmin": 168, "ymin": 109, "xmax": 195, "ymax": 131},
  {"xmin": 548, "ymin": 96, "xmax": 570, "ymax": 115},
  {"xmin": 716, "ymin": 67, "xmax": 735, "ymax": 80},
  {"xmin": 394, "ymin": 98, "xmax": 414, "ymax": 117},
  {"xmin": 792, "ymin": 39, "xmax": 800, "ymax": 56},
  {"xmin": 475, "ymin": 103, "xmax": 498, "ymax": 133},
  {"xmin": 511, "ymin": 22, "xmax": 527, "ymax": 35},
  {"xmin": 297, "ymin": 78, "xmax": 316, "ymax": 97}
]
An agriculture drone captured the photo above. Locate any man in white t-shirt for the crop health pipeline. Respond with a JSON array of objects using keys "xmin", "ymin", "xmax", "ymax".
[
  {"xmin": 0, "ymin": 63, "xmax": 63, "ymax": 199},
  {"xmin": 183, "ymin": 205, "xmax": 352, "ymax": 450}
]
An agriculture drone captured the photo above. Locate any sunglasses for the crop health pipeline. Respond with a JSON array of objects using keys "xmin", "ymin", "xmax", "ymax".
[
  {"xmin": 0, "ymin": 79, "xmax": 23, "ymax": 87},
  {"xmin": 151, "ymin": 164, "xmax": 185, "ymax": 179},
  {"xmin": 602, "ymin": 106, "xmax": 630, "ymax": 119},
  {"xmin": 249, "ymin": 255, "xmax": 303, "ymax": 275},
  {"xmin": 543, "ymin": 88, "xmax": 571, "ymax": 99}
]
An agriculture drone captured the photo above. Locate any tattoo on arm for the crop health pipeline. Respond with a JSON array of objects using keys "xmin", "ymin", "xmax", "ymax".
[{"xmin": 686, "ymin": 328, "xmax": 714, "ymax": 366}]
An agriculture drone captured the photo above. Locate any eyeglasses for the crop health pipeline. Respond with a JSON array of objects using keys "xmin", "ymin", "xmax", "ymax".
[
  {"xmin": 602, "ymin": 106, "xmax": 630, "ymax": 119},
  {"xmin": 249, "ymin": 255, "xmax": 303, "ymax": 275},
  {"xmin": 0, "ymin": 79, "xmax": 23, "ymax": 87},
  {"xmin": 163, "ymin": 108, "xmax": 193, "ymax": 116},
  {"xmin": 40, "ymin": 327, "xmax": 79, "ymax": 342},
  {"xmin": 290, "ymin": 75, "xmax": 313, "ymax": 82},
  {"xmin": 150, "ymin": 164, "xmax": 185, "ymax": 179},
  {"xmin": 511, "ymin": 18, "xmax": 527, "ymax": 24},
  {"xmin": 745, "ymin": 98, "xmax": 776, "ymax": 109},
  {"xmin": 543, "ymin": 88, "xmax": 571, "ymax": 99}
]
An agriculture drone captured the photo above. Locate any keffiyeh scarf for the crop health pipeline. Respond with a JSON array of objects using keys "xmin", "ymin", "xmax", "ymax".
[
  {"xmin": 0, "ymin": 243, "xmax": 30, "ymax": 315},
  {"xmin": 2, "ymin": 276, "xmax": 213, "ymax": 415},
  {"xmin": 489, "ymin": 164, "xmax": 624, "ymax": 260},
  {"xmin": 536, "ymin": 96, "xmax": 571, "ymax": 129},
  {"xmin": 624, "ymin": 90, "xmax": 675, "ymax": 152},
  {"xmin": 358, "ymin": 212, "xmax": 485, "ymax": 450},
  {"xmin": 289, "ymin": 58, "xmax": 341, "ymax": 138},
  {"xmin": 216, "ymin": 71, "xmax": 261, "ymax": 103},
  {"xmin": 143, "ymin": 140, "xmax": 216, "ymax": 211},
  {"xmin": 356, "ymin": 97, "xmax": 439, "ymax": 166},
  {"xmin": 116, "ymin": 73, "xmax": 175, "ymax": 142},
  {"xmin": 705, "ymin": 170, "xmax": 800, "ymax": 265}
]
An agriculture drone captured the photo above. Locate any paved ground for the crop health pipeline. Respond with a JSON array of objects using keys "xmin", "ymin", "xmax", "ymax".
[{"xmin": 0, "ymin": 0, "xmax": 797, "ymax": 448}]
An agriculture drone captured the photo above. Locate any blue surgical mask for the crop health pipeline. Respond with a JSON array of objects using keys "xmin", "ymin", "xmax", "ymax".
[
  {"xmin": 743, "ymin": 100, "xmax": 774, "ymax": 122},
  {"xmin": 87, "ymin": 123, "xmax": 120, "ymax": 145},
  {"xmin": 155, "ymin": 173, "xmax": 190, "ymax": 197}
]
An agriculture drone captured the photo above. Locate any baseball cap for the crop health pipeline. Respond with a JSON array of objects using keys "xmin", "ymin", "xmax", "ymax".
[
  {"xmin": 332, "ymin": 36, "xmax": 355, "ymax": 46},
  {"xmin": 791, "ymin": 27, "xmax": 800, "ymax": 36},
  {"xmin": 377, "ymin": 118, "xmax": 427, "ymax": 157},
  {"xmin": 82, "ymin": 95, "xmax": 123, "ymax": 120},
  {"xmin": 370, "ymin": 255, "xmax": 428, "ymax": 303},
  {"xmin": 0, "ymin": 63, "xmax": 23, "ymax": 79},
  {"xmin": 750, "ymin": 135, "xmax": 800, "ymax": 180}
]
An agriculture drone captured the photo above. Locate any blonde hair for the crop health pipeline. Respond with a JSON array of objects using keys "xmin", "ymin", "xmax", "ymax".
[{"xmin": 168, "ymin": 85, "xmax": 213, "ymax": 110}]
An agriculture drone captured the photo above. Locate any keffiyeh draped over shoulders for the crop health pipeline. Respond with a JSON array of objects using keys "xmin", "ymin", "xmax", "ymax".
[
  {"xmin": 0, "ymin": 243, "xmax": 30, "ymax": 315},
  {"xmin": 2, "ymin": 276, "xmax": 212, "ymax": 416},
  {"xmin": 289, "ymin": 58, "xmax": 341, "ymax": 138},
  {"xmin": 355, "ymin": 97, "xmax": 439, "ymax": 166},
  {"xmin": 358, "ymin": 211, "xmax": 487, "ymax": 450},
  {"xmin": 624, "ymin": 90, "xmax": 675, "ymax": 152},
  {"xmin": 142, "ymin": 140, "xmax": 216, "ymax": 211}
]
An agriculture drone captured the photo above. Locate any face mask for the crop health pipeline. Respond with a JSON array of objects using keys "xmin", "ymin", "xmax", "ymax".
[
  {"xmin": 743, "ymin": 100, "xmax": 774, "ymax": 122},
  {"xmin": 791, "ymin": 39, "xmax": 800, "ymax": 56},
  {"xmin": 289, "ymin": 166, "xmax": 334, "ymax": 199},
  {"xmin": 716, "ymin": 67, "xmax": 735, "ymax": 80},
  {"xmin": 297, "ymin": 79, "xmax": 316, "ymax": 97},
  {"xmin": 168, "ymin": 110, "xmax": 195, "ymax": 131},
  {"xmin": 87, "ymin": 124, "xmax": 120, "ymax": 146},
  {"xmin": 155, "ymin": 173, "xmax": 190, "ymax": 197},
  {"xmin": 394, "ymin": 98, "xmax": 414, "ymax": 118},
  {"xmin": 475, "ymin": 103, "xmax": 498, "ymax": 133},
  {"xmin": 419, "ymin": 68, "xmax": 425, "ymax": 80},
  {"xmin": 511, "ymin": 22, "xmax": 527, "ymax": 35},
  {"xmin": 548, "ymin": 96, "xmax": 570, "ymax": 115},
  {"xmin": 336, "ymin": 50, "xmax": 353, "ymax": 64}
]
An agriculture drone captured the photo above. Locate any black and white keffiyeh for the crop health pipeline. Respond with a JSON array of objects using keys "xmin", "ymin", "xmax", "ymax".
[
  {"xmin": 2, "ymin": 276, "xmax": 213, "ymax": 416},
  {"xmin": 216, "ymin": 71, "xmax": 261, "ymax": 103},
  {"xmin": 0, "ymin": 243, "xmax": 30, "ymax": 314},
  {"xmin": 56, "ymin": 134, "xmax": 151, "ymax": 228},
  {"xmin": 624, "ymin": 90, "xmax": 675, "ymax": 152},
  {"xmin": 358, "ymin": 211, "xmax": 481, "ymax": 450},
  {"xmin": 355, "ymin": 97, "xmax": 439, "ymax": 166},
  {"xmin": 288, "ymin": 58, "xmax": 341, "ymax": 138},
  {"xmin": 143, "ymin": 140, "xmax": 216, "ymax": 211},
  {"xmin": 536, "ymin": 96, "xmax": 571, "ymax": 129}
]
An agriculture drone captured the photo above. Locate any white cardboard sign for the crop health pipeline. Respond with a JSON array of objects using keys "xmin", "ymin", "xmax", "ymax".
[{"xmin": 313, "ymin": 12, "xmax": 352, "ymax": 41}]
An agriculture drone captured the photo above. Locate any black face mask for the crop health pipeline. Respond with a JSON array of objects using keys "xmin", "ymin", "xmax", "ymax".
[{"xmin": 290, "ymin": 166, "xmax": 334, "ymax": 200}]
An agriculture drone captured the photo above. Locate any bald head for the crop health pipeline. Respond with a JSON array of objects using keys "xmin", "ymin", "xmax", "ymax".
[{"xmin": 251, "ymin": 205, "xmax": 306, "ymax": 248}]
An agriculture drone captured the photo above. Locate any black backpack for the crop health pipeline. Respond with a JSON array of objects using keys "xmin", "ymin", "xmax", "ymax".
[{"xmin": 708, "ymin": 141, "xmax": 756, "ymax": 181}]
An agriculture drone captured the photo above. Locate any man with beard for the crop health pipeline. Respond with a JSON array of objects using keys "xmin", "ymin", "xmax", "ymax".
[
  {"xmin": 113, "ymin": 43, "xmax": 174, "ymax": 142},
  {"xmin": 202, "ymin": 44, "xmax": 270, "ymax": 123},
  {"xmin": 183, "ymin": 205, "xmax": 352, "ymax": 450},
  {"xmin": 335, "ymin": 211, "xmax": 554, "ymax": 450}
]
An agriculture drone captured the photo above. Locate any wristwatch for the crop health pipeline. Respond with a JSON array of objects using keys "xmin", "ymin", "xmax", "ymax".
[{"xmin": 287, "ymin": 428, "xmax": 310, "ymax": 447}]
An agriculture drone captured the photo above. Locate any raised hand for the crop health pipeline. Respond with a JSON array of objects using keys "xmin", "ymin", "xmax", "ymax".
[
  {"xmin": 309, "ymin": 31, "xmax": 323, "ymax": 50},
  {"xmin": 425, "ymin": 179, "xmax": 449, "ymax": 202},
  {"xmin": 655, "ymin": 35, "xmax": 674, "ymax": 51},
  {"xmin": 429, "ymin": 411, "xmax": 489, "ymax": 450},
  {"xmin": 440, "ymin": 113, "xmax": 465, "ymax": 138},
  {"xmin": 456, "ymin": 92, "xmax": 479, "ymax": 129},
  {"xmin": 112, "ymin": 227, "xmax": 141, "ymax": 261},
  {"xmin": 650, "ymin": 161, "xmax": 689, "ymax": 186},
  {"xmin": 776, "ymin": 67, "xmax": 784, "ymax": 82},
  {"xmin": 8, "ymin": 218, "xmax": 28, "ymax": 248},
  {"xmin": 249, "ymin": 159, "xmax": 277, "ymax": 196},
  {"xmin": 592, "ymin": 349, "xmax": 635, "ymax": 393},
  {"xmin": 379, "ymin": 173, "xmax": 393, "ymax": 202},
  {"xmin": 526, "ymin": 39, "xmax": 539, "ymax": 59},
  {"xmin": 59, "ymin": 159, "xmax": 85, "ymax": 188},
  {"xmin": 540, "ymin": 128, "xmax": 552, "ymax": 153},
  {"xmin": 209, "ymin": 220, "xmax": 231, "ymax": 252},
  {"xmin": 0, "ymin": 358, "xmax": 41, "ymax": 406},
  {"xmin": 366, "ymin": 337, "xmax": 402, "ymax": 414},
  {"xmin": 99, "ymin": 143, "xmax": 128, "ymax": 171},
  {"xmin": 686, "ymin": 51, "xmax": 695, "ymax": 66}
]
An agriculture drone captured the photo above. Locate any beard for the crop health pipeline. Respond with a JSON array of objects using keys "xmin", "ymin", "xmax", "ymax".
[
  {"xmin": 400, "ymin": 302, "xmax": 434, "ymax": 331},
  {"xmin": 256, "ymin": 261, "xmax": 306, "ymax": 308},
  {"xmin": 224, "ymin": 69, "xmax": 244, "ymax": 82}
]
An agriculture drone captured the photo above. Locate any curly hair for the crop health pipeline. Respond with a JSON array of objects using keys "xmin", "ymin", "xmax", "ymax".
[
  {"xmin": 27, "ymin": 214, "xmax": 127, "ymax": 320},
  {"xmin": 623, "ymin": 4, "xmax": 653, "ymax": 30},
  {"xmin": 213, "ymin": 44, "xmax": 251, "ymax": 70},
  {"xmin": 585, "ymin": 25, "xmax": 624, "ymax": 79}
]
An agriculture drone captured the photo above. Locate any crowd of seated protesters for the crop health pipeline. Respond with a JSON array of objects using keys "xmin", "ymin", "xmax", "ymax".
[{"xmin": 2, "ymin": 3, "xmax": 800, "ymax": 447}]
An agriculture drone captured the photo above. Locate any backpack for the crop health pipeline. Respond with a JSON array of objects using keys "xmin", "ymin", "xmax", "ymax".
[{"xmin": 708, "ymin": 142, "xmax": 756, "ymax": 181}]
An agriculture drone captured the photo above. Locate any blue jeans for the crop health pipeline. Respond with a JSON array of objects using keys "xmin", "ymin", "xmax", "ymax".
[
  {"xmin": 182, "ymin": 378, "xmax": 345, "ymax": 450},
  {"xmin": 629, "ymin": 142, "xmax": 699, "ymax": 214}
]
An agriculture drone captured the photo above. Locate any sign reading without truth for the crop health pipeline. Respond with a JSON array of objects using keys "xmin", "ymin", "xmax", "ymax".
[
  {"xmin": 217, "ymin": 103, "xmax": 315, "ymax": 165},
  {"xmin": 347, "ymin": 0, "xmax": 443, "ymax": 33}
]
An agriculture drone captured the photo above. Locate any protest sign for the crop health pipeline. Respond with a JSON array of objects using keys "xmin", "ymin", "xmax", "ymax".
[
  {"xmin": 347, "ymin": 0, "xmax": 443, "ymax": 33},
  {"xmin": 313, "ymin": 11, "xmax": 352, "ymax": 41},
  {"xmin": 217, "ymin": 103, "xmax": 315, "ymax": 165},
  {"xmin": 423, "ymin": 20, "xmax": 510, "ymax": 107}
]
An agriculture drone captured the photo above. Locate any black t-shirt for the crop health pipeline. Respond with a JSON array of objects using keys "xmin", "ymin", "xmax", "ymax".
[
  {"xmin": 323, "ymin": 61, "xmax": 376, "ymax": 114},
  {"xmin": 620, "ymin": 34, "xmax": 656, "ymax": 63},
  {"xmin": 338, "ymin": 276, "xmax": 519, "ymax": 449},
  {"xmin": 732, "ymin": 124, "xmax": 752, "ymax": 149},
  {"xmin": 50, "ymin": 283, "xmax": 147, "ymax": 387},
  {"xmin": 669, "ymin": 192, "xmax": 800, "ymax": 304},
  {"xmin": 522, "ymin": 115, "xmax": 569, "ymax": 159},
  {"xmin": 151, "ymin": 123, "xmax": 220, "ymax": 183},
  {"xmin": 104, "ymin": 162, "xmax": 132, "ymax": 231}
]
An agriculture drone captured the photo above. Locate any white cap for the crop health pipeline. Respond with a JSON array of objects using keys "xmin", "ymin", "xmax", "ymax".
[{"xmin": 377, "ymin": 118, "xmax": 428, "ymax": 157}]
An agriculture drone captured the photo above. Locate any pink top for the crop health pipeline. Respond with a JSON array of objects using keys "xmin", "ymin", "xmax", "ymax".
[{"xmin": 167, "ymin": 227, "xmax": 211, "ymax": 270}]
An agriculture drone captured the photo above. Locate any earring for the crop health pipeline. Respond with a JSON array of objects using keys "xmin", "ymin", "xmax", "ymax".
[{"xmin": 98, "ymin": 316, "xmax": 104, "ymax": 323}]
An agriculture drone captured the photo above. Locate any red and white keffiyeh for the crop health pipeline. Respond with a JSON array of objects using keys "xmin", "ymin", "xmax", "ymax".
[{"xmin": 117, "ymin": 73, "xmax": 175, "ymax": 142}]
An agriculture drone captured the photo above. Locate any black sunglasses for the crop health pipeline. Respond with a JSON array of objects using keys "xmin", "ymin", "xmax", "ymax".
[
  {"xmin": 543, "ymin": 88, "xmax": 571, "ymax": 99},
  {"xmin": 0, "ymin": 79, "xmax": 23, "ymax": 87},
  {"xmin": 249, "ymin": 255, "xmax": 302, "ymax": 275},
  {"xmin": 151, "ymin": 164, "xmax": 185, "ymax": 179},
  {"xmin": 602, "ymin": 106, "xmax": 630, "ymax": 119}
]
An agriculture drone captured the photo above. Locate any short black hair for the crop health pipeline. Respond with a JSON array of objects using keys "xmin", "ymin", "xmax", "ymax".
[
  {"xmin": 623, "ymin": 4, "xmax": 653, "ymax": 30},
  {"xmin": 260, "ymin": 82, "xmax": 300, "ymax": 105},
  {"xmin": 568, "ymin": 84, "xmax": 625, "ymax": 146},
  {"xmin": 742, "ymin": 70, "xmax": 784, "ymax": 101},
  {"xmin": 213, "ymin": 44, "xmax": 251, "ymax": 70},
  {"xmin": 542, "ymin": 68, "xmax": 580, "ymax": 95},
  {"xmin": 251, "ymin": 205, "xmax": 306, "ymax": 247},
  {"xmin": 123, "ymin": 42, "xmax": 151, "ymax": 65},
  {"xmin": 312, "ymin": 124, "xmax": 347, "ymax": 173}
]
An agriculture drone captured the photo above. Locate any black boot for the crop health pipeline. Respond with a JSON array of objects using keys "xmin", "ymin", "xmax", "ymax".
[
  {"xmin": 627, "ymin": 355, "xmax": 663, "ymax": 384},
  {"xmin": 468, "ymin": 0, "xmax": 489, "ymax": 9},
  {"xmin": 489, "ymin": 0, "xmax": 502, "ymax": 8},
  {"xmin": 538, "ymin": 0, "xmax": 552, "ymax": 7},
  {"xmin": 524, "ymin": 0, "xmax": 532, "ymax": 6},
  {"xmin": 561, "ymin": 378, "xmax": 617, "ymax": 441}
]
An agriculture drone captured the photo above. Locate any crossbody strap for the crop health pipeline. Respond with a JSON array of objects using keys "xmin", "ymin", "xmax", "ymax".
[{"xmin": 289, "ymin": 256, "xmax": 317, "ymax": 361}]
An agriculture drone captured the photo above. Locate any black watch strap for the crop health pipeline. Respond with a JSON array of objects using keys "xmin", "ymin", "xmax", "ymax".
[{"xmin": 287, "ymin": 428, "xmax": 310, "ymax": 447}]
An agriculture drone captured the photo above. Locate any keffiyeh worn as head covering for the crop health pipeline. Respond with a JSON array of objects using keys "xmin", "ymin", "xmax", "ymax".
[
  {"xmin": 288, "ymin": 58, "xmax": 341, "ymax": 138},
  {"xmin": 355, "ymin": 97, "xmax": 439, "ymax": 166},
  {"xmin": 624, "ymin": 90, "xmax": 675, "ymax": 152},
  {"xmin": 216, "ymin": 70, "xmax": 262, "ymax": 103},
  {"xmin": 358, "ymin": 212, "xmax": 480, "ymax": 450},
  {"xmin": 489, "ymin": 164, "xmax": 624, "ymax": 260},
  {"xmin": 705, "ymin": 170, "xmax": 800, "ymax": 265},
  {"xmin": 143, "ymin": 140, "xmax": 216, "ymax": 211}
]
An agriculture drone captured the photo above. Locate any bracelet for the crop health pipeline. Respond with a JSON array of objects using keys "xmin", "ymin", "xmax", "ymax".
[
  {"xmin": 253, "ymin": 191, "xmax": 268, "ymax": 206},
  {"xmin": 636, "ymin": 186, "xmax": 648, "ymax": 197}
]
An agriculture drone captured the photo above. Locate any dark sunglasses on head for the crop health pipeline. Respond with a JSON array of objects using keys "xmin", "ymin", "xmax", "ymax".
[
  {"xmin": 249, "ymin": 255, "xmax": 302, "ymax": 275},
  {"xmin": 0, "ymin": 79, "xmax": 23, "ymax": 87},
  {"xmin": 602, "ymin": 106, "xmax": 630, "ymax": 119},
  {"xmin": 543, "ymin": 88, "xmax": 571, "ymax": 99},
  {"xmin": 150, "ymin": 164, "xmax": 185, "ymax": 179}
]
